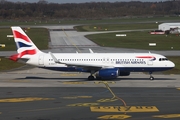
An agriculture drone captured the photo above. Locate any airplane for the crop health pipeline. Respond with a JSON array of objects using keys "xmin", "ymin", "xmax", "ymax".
[{"xmin": 9, "ymin": 26, "xmax": 175, "ymax": 80}]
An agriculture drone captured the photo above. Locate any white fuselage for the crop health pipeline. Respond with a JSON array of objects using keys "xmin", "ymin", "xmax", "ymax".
[{"xmin": 25, "ymin": 52, "xmax": 175, "ymax": 72}]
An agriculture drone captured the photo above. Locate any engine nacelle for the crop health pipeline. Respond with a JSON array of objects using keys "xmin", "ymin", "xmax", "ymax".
[
  {"xmin": 96, "ymin": 68, "xmax": 119, "ymax": 79},
  {"xmin": 119, "ymin": 71, "xmax": 130, "ymax": 76}
]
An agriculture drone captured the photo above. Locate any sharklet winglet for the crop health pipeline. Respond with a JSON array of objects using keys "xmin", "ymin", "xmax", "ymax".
[{"xmin": 89, "ymin": 48, "xmax": 94, "ymax": 53}]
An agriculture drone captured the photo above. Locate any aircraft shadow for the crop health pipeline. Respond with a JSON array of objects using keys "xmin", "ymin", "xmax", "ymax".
[
  {"xmin": 15, "ymin": 76, "xmax": 88, "ymax": 81},
  {"xmin": 116, "ymin": 78, "xmax": 176, "ymax": 81},
  {"xmin": 14, "ymin": 76, "xmax": 176, "ymax": 81}
]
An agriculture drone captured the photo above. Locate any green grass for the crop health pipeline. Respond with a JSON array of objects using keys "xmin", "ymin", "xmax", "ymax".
[
  {"xmin": 0, "ymin": 28, "xmax": 49, "ymax": 51},
  {"xmin": 0, "ymin": 16, "xmax": 179, "ymax": 26},
  {"xmin": 0, "ymin": 28, "xmax": 16, "ymax": 50},
  {"xmin": 76, "ymin": 22, "xmax": 180, "ymax": 50},
  {"xmin": 26, "ymin": 28, "xmax": 49, "ymax": 50},
  {"xmin": 0, "ymin": 57, "xmax": 24, "ymax": 71},
  {"xmin": 86, "ymin": 31, "xmax": 180, "ymax": 50}
]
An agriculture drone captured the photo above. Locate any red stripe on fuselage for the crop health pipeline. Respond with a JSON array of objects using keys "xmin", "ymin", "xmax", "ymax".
[
  {"xmin": 136, "ymin": 56, "xmax": 155, "ymax": 58},
  {"xmin": 13, "ymin": 30, "xmax": 31, "ymax": 43}
]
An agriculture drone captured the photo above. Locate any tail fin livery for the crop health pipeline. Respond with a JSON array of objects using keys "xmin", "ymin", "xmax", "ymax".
[{"xmin": 10, "ymin": 26, "xmax": 42, "ymax": 61}]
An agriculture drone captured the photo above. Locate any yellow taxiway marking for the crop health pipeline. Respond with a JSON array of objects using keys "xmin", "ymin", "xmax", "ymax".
[
  {"xmin": 77, "ymin": 96, "xmax": 92, "ymax": 98},
  {"xmin": 62, "ymin": 96, "xmax": 92, "ymax": 99},
  {"xmin": 67, "ymin": 103, "xmax": 99, "ymax": 107},
  {"xmin": 91, "ymin": 106, "xmax": 159, "ymax": 112},
  {"xmin": 62, "ymin": 97, "xmax": 77, "ymax": 99},
  {"xmin": 153, "ymin": 114, "xmax": 180, "ymax": 118},
  {"xmin": 97, "ymin": 98, "xmax": 118, "ymax": 102},
  {"xmin": 177, "ymin": 88, "xmax": 180, "ymax": 90},
  {"xmin": 63, "ymin": 81, "xmax": 87, "ymax": 84},
  {"xmin": 94, "ymin": 81, "xmax": 116, "ymax": 84},
  {"xmin": 0, "ymin": 97, "xmax": 54, "ymax": 102},
  {"xmin": 102, "ymin": 82, "xmax": 127, "ymax": 106},
  {"xmin": 61, "ymin": 73, "xmax": 79, "ymax": 76},
  {"xmin": 62, "ymin": 28, "xmax": 81, "ymax": 53},
  {"xmin": 98, "ymin": 115, "xmax": 131, "ymax": 119}
]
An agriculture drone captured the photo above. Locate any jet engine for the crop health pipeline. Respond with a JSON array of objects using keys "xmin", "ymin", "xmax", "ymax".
[
  {"xmin": 96, "ymin": 68, "xmax": 119, "ymax": 79},
  {"xmin": 95, "ymin": 68, "xmax": 131, "ymax": 79}
]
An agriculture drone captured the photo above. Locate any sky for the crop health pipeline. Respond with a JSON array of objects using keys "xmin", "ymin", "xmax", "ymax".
[{"xmin": 6, "ymin": 0, "xmax": 169, "ymax": 4}]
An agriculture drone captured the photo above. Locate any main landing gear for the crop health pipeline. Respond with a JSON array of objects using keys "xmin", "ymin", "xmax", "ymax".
[
  {"xmin": 149, "ymin": 72, "xmax": 154, "ymax": 80},
  {"xmin": 88, "ymin": 70, "xmax": 96, "ymax": 80},
  {"xmin": 88, "ymin": 75, "xmax": 102, "ymax": 80},
  {"xmin": 88, "ymin": 70, "xmax": 102, "ymax": 80},
  {"xmin": 88, "ymin": 75, "xmax": 95, "ymax": 80}
]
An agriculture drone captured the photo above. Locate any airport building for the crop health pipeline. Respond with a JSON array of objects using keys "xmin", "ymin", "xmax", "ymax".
[{"xmin": 158, "ymin": 23, "xmax": 180, "ymax": 31}]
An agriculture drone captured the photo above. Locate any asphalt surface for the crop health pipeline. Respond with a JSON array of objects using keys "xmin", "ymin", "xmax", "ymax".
[
  {"xmin": 0, "ymin": 69, "xmax": 180, "ymax": 119},
  {"xmin": 0, "ymin": 69, "xmax": 179, "ymax": 87},
  {"xmin": 0, "ymin": 87, "xmax": 180, "ymax": 120}
]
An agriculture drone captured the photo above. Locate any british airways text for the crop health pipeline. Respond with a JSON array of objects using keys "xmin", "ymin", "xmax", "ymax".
[{"xmin": 116, "ymin": 60, "xmax": 146, "ymax": 64}]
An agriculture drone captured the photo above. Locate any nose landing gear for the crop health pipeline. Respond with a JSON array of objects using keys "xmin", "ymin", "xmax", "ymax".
[{"xmin": 149, "ymin": 72, "xmax": 154, "ymax": 80}]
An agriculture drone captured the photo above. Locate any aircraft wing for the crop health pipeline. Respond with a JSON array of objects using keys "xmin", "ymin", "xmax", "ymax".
[{"xmin": 49, "ymin": 52, "xmax": 115, "ymax": 69}]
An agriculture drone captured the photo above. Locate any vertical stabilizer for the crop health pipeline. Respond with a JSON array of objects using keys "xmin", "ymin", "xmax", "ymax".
[{"xmin": 10, "ymin": 26, "xmax": 42, "ymax": 61}]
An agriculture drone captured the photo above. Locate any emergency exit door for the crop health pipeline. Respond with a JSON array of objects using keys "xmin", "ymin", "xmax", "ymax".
[{"xmin": 38, "ymin": 55, "xmax": 44, "ymax": 65}]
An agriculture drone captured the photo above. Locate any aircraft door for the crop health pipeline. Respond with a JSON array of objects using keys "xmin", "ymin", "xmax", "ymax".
[
  {"xmin": 147, "ymin": 60, "xmax": 153, "ymax": 65},
  {"xmin": 38, "ymin": 55, "xmax": 44, "ymax": 65}
]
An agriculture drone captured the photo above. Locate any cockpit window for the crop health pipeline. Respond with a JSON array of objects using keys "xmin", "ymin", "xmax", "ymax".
[{"xmin": 159, "ymin": 58, "xmax": 168, "ymax": 61}]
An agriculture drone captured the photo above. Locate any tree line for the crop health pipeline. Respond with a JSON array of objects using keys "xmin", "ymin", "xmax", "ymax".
[{"xmin": 0, "ymin": 0, "xmax": 180, "ymax": 20}]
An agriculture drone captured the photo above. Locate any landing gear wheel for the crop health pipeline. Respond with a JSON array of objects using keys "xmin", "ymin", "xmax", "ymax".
[
  {"xmin": 150, "ymin": 76, "xmax": 154, "ymax": 80},
  {"xmin": 149, "ymin": 72, "xmax": 154, "ymax": 80},
  {"xmin": 88, "ymin": 75, "xmax": 95, "ymax": 80}
]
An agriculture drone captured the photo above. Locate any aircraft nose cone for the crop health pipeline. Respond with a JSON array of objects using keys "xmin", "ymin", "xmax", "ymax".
[{"xmin": 170, "ymin": 61, "xmax": 175, "ymax": 68}]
